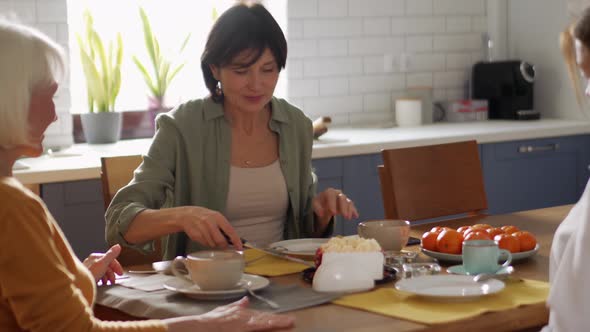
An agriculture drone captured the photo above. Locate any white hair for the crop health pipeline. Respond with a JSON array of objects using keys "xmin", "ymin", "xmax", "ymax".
[{"xmin": 0, "ymin": 19, "xmax": 65, "ymax": 148}]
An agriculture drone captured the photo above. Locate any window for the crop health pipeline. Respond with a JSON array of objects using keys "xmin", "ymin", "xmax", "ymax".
[{"xmin": 67, "ymin": 0, "xmax": 287, "ymax": 114}]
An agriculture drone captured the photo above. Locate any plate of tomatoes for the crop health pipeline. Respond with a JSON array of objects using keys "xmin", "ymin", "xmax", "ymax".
[{"xmin": 420, "ymin": 224, "xmax": 539, "ymax": 263}]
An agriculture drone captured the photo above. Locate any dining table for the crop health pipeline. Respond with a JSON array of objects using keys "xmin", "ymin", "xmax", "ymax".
[{"xmin": 95, "ymin": 204, "xmax": 572, "ymax": 332}]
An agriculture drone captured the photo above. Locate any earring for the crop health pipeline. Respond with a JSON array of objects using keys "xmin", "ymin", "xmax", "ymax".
[{"xmin": 215, "ymin": 81, "xmax": 223, "ymax": 96}]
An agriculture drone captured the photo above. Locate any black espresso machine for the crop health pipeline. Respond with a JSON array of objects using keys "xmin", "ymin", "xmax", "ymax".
[{"xmin": 471, "ymin": 60, "xmax": 539, "ymax": 120}]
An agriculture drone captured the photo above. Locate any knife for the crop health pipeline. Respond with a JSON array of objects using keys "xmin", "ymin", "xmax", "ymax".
[
  {"xmin": 221, "ymin": 232, "xmax": 314, "ymax": 267},
  {"xmin": 243, "ymin": 241, "xmax": 315, "ymax": 267}
]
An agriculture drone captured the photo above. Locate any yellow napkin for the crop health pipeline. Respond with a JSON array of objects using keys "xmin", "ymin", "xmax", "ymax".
[
  {"xmin": 243, "ymin": 249, "xmax": 311, "ymax": 277},
  {"xmin": 333, "ymin": 279, "xmax": 549, "ymax": 325}
]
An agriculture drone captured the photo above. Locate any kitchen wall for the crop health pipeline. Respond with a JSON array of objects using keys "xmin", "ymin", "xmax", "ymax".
[
  {"xmin": 0, "ymin": 0, "xmax": 72, "ymax": 148},
  {"xmin": 286, "ymin": 0, "xmax": 488, "ymax": 125},
  {"xmin": 507, "ymin": 0, "xmax": 583, "ymax": 120},
  {"xmin": 3, "ymin": 0, "xmax": 581, "ymax": 140}
]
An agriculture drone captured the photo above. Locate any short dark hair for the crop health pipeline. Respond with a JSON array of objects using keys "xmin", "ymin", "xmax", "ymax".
[{"xmin": 201, "ymin": 3, "xmax": 287, "ymax": 103}]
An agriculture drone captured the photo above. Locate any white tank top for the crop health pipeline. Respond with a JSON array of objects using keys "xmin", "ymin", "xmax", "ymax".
[{"xmin": 225, "ymin": 160, "xmax": 288, "ymax": 247}]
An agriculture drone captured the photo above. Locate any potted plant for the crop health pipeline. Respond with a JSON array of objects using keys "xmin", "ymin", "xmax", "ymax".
[
  {"xmin": 77, "ymin": 10, "xmax": 123, "ymax": 144},
  {"xmin": 133, "ymin": 7, "xmax": 190, "ymax": 114}
]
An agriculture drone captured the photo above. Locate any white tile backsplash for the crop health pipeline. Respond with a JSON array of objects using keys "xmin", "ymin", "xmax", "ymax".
[
  {"xmin": 349, "ymin": 0, "xmax": 404, "ymax": 17},
  {"xmin": 433, "ymin": 34, "xmax": 482, "ymax": 51},
  {"xmin": 363, "ymin": 93, "xmax": 392, "ymax": 113},
  {"xmin": 318, "ymin": 39, "xmax": 348, "ymax": 56},
  {"xmin": 290, "ymin": 39, "xmax": 318, "ymax": 57},
  {"xmin": 288, "ymin": 0, "xmax": 486, "ymax": 126},
  {"xmin": 303, "ymin": 57, "xmax": 363, "ymax": 77},
  {"xmin": 288, "ymin": 0, "xmax": 318, "ymax": 18},
  {"xmin": 411, "ymin": 53, "xmax": 446, "ymax": 72},
  {"xmin": 304, "ymin": 18, "xmax": 362, "ymax": 38},
  {"xmin": 433, "ymin": 0, "xmax": 486, "ymax": 15},
  {"xmin": 446, "ymin": 52, "xmax": 473, "ymax": 70},
  {"xmin": 405, "ymin": 0, "xmax": 433, "ymax": 15},
  {"xmin": 349, "ymin": 75, "xmax": 405, "ymax": 94},
  {"xmin": 289, "ymin": 79, "xmax": 320, "ymax": 97},
  {"xmin": 446, "ymin": 16, "xmax": 472, "ymax": 33},
  {"xmin": 288, "ymin": 19, "xmax": 304, "ymax": 39},
  {"xmin": 394, "ymin": 17, "xmax": 446, "ymax": 35},
  {"xmin": 36, "ymin": 0, "xmax": 67, "ymax": 23},
  {"xmin": 406, "ymin": 73, "xmax": 433, "ymax": 87},
  {"xmin": 348, "ymin": 37, "xmax": 404, "ymax": 55},
  {"xmin": 3, "ymin": 0, "xmax": 72, "ymax": 148},
  {"xmin": 318, "ymin": 0, "xmax": 347, "ymax": 17},
  {"xmin": 320, "ymin": 78, "xmax": 349, "ymax": 95},
  {"xmin": 406, "ymin": 35, "xmax": 433, "ymax": 53},
  {"xmin": 305, "ymin": 95, "xmax": 363, "ymax": 115},
  {"xmin": 362, "ymin": 17, "xmax": 390, "ymax": 36},
  {"xmin": 0, "ymin": 0, "xmax": 36, "ymax": 22}
]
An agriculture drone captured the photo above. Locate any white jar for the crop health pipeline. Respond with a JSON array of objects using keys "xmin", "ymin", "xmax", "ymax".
[{"xmin": 395, "ymin": 99, "xmax": 422, "ymax": 127}]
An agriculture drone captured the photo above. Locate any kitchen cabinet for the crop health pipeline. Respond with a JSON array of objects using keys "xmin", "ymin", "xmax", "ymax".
[
  {"xmin": 43, "ymin": 179, "xmax": 108, "ymax": 259},
  {"xmin": 480, "ymin": 135, "xmax": 590, "ymax": 214},
  {"xmin": 312, "ymin": 154, "xmax": 384, "ymax": 236}
]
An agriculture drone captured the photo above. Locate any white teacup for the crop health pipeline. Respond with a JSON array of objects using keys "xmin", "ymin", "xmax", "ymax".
[
  {"xmin": 171, "ymin": 250, "xmax": 244, "ymax": 290},
  {"xmin": 358, "ymin": 219, "xmax": 410, "ymax": 251}
]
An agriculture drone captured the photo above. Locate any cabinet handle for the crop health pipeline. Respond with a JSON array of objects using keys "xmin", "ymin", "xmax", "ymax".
[{"xmin": 518, "ymin": 143, "xmax": 559, "ymax": 153}]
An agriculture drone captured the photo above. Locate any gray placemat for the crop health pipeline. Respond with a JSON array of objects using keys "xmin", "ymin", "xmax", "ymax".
[{"xmin": 96, "ymin": 278, "xmax": 344, "ymax": 319}]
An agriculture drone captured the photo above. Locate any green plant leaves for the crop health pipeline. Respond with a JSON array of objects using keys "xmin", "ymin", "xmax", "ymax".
[
  {"xmin": 134, "ymin": 6, "xmax": 190, "ymax": 101},
  {"xmin": 77, "ymin": 10, "xmax": 122, "ymax": 113}
]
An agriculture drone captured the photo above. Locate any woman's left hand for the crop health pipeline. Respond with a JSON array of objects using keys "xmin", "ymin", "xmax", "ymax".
[
  {"xmin": 82, "ymin": 244, "xmax": 124, "ymax": 285},
  {"xmin": 313, "ymin": 188, "xmax": 359, "ymax": 228}
]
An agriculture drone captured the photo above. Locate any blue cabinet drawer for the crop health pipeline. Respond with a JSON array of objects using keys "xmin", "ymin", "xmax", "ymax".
[
  {"xmin": 491, "ymin": 137, "xmax": 577, "ymax": 161},
  {"xmin": 312, "ymin": 157, "xmax": 343, "ymax": 179},
  {"xmin": 481, "ymin": 134, "xmax": 590, "ymax": 214}
]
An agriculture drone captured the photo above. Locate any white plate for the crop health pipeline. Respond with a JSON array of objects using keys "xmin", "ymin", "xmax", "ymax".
[
  {"xmin": 421, "ymin": 244, "xmax": 540, "ymax": 263},
  {"xmin": 163, "ymin": 274, "xmax": 269, "ymax": 300},
  {"xmin": 447, "ymin": 265, "xmax": 514, "ymax": 277},
  {"xmin": 395, "ymin": 275, "xmax": 505, "ymax": 300},
  {"xmin": 269, "ymin": 238, "xmax": 329, "ymax": 258}
]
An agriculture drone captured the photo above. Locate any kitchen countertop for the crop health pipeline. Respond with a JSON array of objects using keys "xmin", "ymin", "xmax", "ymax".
[{"xmin": 14, "ymin": 119, "xmax": 590, "ymax": 185}]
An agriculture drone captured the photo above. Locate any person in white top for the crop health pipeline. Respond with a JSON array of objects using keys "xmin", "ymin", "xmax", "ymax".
[{"xmin": 543, "ymin": 7, "xmax": 590, "ymax": 331}]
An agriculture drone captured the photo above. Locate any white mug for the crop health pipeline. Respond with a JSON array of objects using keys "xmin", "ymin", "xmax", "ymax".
[{"xmin": 171, "ymin": 250, "xmax": 244, "ymax": 290}]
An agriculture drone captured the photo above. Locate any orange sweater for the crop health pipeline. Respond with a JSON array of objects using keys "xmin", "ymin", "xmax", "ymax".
[{"xmin": 0, "ymin": 177, "xmax": 167, "ymax": 332}]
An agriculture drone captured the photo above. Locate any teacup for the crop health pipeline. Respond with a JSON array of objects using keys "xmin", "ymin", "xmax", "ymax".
[
  {"xmin": 358, "ymin": 219, "xmax": 410, "ymax": 252},
  {"xmin": 171, "ymin": 250, "xmax": 244, "ymax": 290},
  {"xmin": 462, "ymin": 240, "xmax": 512, "ymax": 275}
]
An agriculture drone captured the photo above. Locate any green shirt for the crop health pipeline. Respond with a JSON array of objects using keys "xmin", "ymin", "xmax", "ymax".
[{"xmin": 105, "ymin": 97, "xmax": 327, "ymax": 260}]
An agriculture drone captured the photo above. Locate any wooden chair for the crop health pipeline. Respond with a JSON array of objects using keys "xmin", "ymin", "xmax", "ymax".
[
  {"xmin": 378, "ymin": 140, "xmax": 488, "ymax": 222},
  {"xmin": 100, "ymin": 155, "xmax": 162, "ymax": 266}
]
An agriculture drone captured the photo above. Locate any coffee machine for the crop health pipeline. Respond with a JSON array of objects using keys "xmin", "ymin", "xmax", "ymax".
[{"xmin": 471, "ymin": 60, "xmax": 539, "ymax": 120}]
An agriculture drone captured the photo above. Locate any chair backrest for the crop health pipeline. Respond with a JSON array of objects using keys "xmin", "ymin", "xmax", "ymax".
[
  {"xmin": 100, "ymin": 155, "xmax": 143, "ymax": 210},
  {"xmin": 378, "ymin": 140, "xmax": 487, "ymax": 221},
  {"xmin": 100, "ymin": 155, "xmax": 162, "ymax": 267}
]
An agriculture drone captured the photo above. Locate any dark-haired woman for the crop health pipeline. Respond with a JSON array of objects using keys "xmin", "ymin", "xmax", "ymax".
[
  {"xmin": 106, "ymin": 2, "xmax": 358, "ymax": 259},
  {"xmin": 542, "ymin": 7, "xmax": 590, "ymax": 332}
]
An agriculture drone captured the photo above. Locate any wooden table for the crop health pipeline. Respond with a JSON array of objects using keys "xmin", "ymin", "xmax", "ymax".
[{"xmin": 96, "ymin": 205, "xmax": 572, "ymax": 332}]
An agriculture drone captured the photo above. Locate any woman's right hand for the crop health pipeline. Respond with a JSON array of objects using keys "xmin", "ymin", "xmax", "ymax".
[
  {"xmin": 175, "ymin": 206, "xmax": 243, "ymax": 250},
  {"xmin": 165, "ymin": 297, "xmax": 295, "ymax": 332}
]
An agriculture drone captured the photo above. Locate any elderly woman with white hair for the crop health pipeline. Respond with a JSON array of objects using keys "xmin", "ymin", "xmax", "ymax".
[{"xmin": 0, "ymin": 19, "xmax": 293, "ymax": 332}]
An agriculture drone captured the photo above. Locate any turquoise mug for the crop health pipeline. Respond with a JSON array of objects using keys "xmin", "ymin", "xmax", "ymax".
[{"xmin": 462, "ymin": 240, "xmax": 512, "ymax": 275}]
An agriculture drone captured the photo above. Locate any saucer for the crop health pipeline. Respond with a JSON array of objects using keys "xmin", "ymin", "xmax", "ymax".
[
  {"xmin": 164, "ymin": 274, "xmax": 269, "ymax": 300},
  {"xmin": 447, "ymin": 265, "xmax": 514, "ymax": 277}
]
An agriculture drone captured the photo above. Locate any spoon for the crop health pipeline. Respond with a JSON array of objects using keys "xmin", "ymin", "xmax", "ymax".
[{"xmin": 245, "ymin": 285, "xmax": 280, "ymax": 309}]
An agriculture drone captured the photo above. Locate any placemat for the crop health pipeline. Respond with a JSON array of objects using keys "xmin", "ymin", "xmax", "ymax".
[
  {"xmin": 332, "ymin": 279, "xmax": 549, "ymax": 325},
  {"xmin": 244, "ymin": 249, "xmax": 311, "ymax": 276},
  {"xmin": 96, "ymin": 279, "xmax": 342, "ymax": 319}
]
